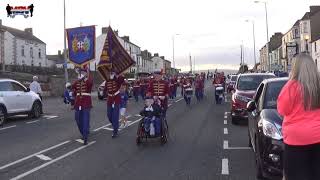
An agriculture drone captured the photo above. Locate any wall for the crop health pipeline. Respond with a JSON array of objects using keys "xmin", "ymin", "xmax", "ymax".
[
  {"xmin": 312, "ymin": 39, "xmax": 320, "ymax": 71},
  {"xmin": 16, "ymin": 38, "xmax": 47, "ymax": 67},
  {"xmin": 4, "ymin": 31, "xmax": 14, "ymax": 65},
  {"xmin": 152, "ymin": 57, "xmax": 164, "ymax": 71},
  {"xmin": 300, "ymin": 20, "xmax": 312, "ymax": 53}
]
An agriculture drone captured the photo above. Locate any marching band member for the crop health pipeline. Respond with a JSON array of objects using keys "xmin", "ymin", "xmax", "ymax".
[
  {"xmin": 133, "ymin": 79, "xmax": 141, "ymax": 102},
  {"xmin": 72, "ymin": 66, "xmax": 93, "ymax": 145},
  {"xmin": 104, "ymin": 71, "xmax": 124, "ymax": 138}
]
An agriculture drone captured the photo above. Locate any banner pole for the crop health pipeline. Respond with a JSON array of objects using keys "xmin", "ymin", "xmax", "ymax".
[{"xmin": 63, "ymin": 0, "xmax": 69, "ymax": 83}]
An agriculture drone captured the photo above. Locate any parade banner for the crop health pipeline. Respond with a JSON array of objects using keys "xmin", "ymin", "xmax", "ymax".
[
  {"xmin": 97, "ymin": 26, "xmax": 135, "ymax": 80},
  {"xmin": 66, "ymin": 26, "xmax": 95, "ymax": 66}
]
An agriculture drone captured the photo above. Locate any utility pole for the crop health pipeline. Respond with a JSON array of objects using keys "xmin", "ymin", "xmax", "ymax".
[
  {"xmin": 193, "ymin": 56, "xmax": 196, "ymax": 74},
  {"xmin": 63, "ymin": 0, "xmax": 69, "ymax": 83},
  {"xmin": 189, "ymin": 54, "xmax": 192, "ymax": 73}
]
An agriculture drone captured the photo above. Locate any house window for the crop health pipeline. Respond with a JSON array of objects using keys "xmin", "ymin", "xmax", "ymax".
[
  {"xmin": 30, "ymin": 47, "xmax": 33, "ymax": 58},
  {"xmin": 303, "ymin": 22, "xmax": 308, "ymax": 33},
  {"xmin": 21, "ymin": 46, "xmax": 25, "ymax": 56},
  {"xmin": 39, "ymin": 62, "xmax": 42, "ymax": 67},
  {"xmin": 38, "ymin": 49, "xmax": 41, "ymax": 58},
  {"xmin": 315, "ymin": 59, "xmax": 317, "ymax": 66},
  {"xmin": 315, "ymin": 42, "xmax": 317, "ymax": 52}
]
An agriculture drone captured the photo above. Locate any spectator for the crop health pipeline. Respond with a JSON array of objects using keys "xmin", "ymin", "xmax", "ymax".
[
  {"xmin": 277, "ymin": 53, "xmax": 320, "ymax": 180},
  {"xmin": 30, "ymin": 76, "xmax": 42, "ymax": 100}
]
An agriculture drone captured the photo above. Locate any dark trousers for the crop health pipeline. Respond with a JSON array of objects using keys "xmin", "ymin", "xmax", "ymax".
[
  {"xmin": 107, "ymin": 104, "xmax": 120, "ymax": 134},
  {"xmin": 75, "ymin": 108, "xmax": 90, "ymax": 141},
  {"xmin": 141, "ymin": 89, "xmax": 146, "ymax": 100},
  {"xmin": 133, "ymin": 91, "xmax": 139, "ymax": 102},
  {"xmin": 284, "ymin": 143, "xmax": 320, "ymax": 180}
]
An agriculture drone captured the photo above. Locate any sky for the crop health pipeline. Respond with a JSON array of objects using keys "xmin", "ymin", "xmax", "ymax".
[{"xmin": 1, "ymin": 0, "xmax": 319, "ymax": 71}]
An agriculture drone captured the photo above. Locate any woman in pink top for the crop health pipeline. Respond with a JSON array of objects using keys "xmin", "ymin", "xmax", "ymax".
[{"xmin": 277, "ymin": 53, "xmax": 320, "ymax": 180}]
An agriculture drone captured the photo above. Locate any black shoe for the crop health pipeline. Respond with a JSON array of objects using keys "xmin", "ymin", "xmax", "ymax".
[
  {"xmin": 112, "ymin": 132, "xmax": 118, "ymax": 138},
  {"xmin": 83, "ymin": 139, "xmax": 88, "ymax": 145}
]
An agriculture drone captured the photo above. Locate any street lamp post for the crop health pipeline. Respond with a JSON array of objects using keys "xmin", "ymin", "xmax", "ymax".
[
  {"xmin": 255, "ymin": 1, "xmax": 270, "ymax": 71},
  {"xmin": 172, "ymin": 34, "xmax": 180, "ymax": 69},
  {"xmin": 245, "ymin": 20, "xmax": 257, "ymax": 70}
]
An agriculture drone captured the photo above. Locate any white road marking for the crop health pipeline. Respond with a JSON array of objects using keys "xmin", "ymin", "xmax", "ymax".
[
  {"xmin": 35, "ymin": 154, "xmax": 52, "ymax": 161},
  {"xmin": 175, "ymin": 98, "xmax": 183, "ymax": 103},
  {"xmin": 168, "ymin": 104, "xmax": 172, "ymax": 107},
  {"xmin": 0, "ymin": 141, "xmax": 70, "ymax": 170},
  {"xmin": 126, "ymin": 115, "xmax": 132, "ymax": 119},
  {"xmin": 221, "ymin": 158, "xmax": 229, "ymax": 175},
  {"xmin": 128, "ymin": 118, "xmax": 142, "ymax": 126},
  {"xmin": 224, "ymin": 128, "xmax": 228, "ymax": 135},
  {"xmin": 223, "ymin": 140, "xmax": 229, "ymax": 149},
  {"xmin": 11, "ymin": 141, "xmax": 96, "ymax": 180},
  {"xmin": 75, "ymin": 139, "xmax": 84, "ymax": 144},
  {"xmin": 93, "ymin": 123, "xmax": 111, "ymax": 132},
  {"xmin": 135, "ymin": 114, "xmax": 142, "ymax": 117},
  {"xmin": 224, "ymin": 120, "xmax": 227, "ymax": 125},
  {"xmin": 223, "ymin": 140, "xmax": 251, "ymax": 150},
  {"xmin": 103, "ymin": 127, "xmax": 114, "ymax": 131},
  {"xmin": 225, "ymin": 98, "xmax": 228, "ymax": 103},
  {"xmin": 0, "ymin": 125, "xmax": 17, "ymax": 131},
  {"xmin": 43, "ymin": 115, "xmax": 58, "ymax": 120},
  {"xmin": 224, "ymin": 115, "xmax": 227, "ymax": 119},
  {"xmin": 26, "ymin": 120, "xmax": 39, "ymax": 124},
  {"xmin": 224, "ymin": 112, "xmax": 228, "ymax": 115}
]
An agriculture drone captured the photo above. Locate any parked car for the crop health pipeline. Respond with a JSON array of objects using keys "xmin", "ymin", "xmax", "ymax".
[
  {"xmin": 231, "ymin": 73, "xmax": 275, "ymax": 124},
  {"xmin": 227, "ymin": 75, "xmax": 238, "ymax": 93},
  {"xmin": 0, "ymin": 79, "xmax": 43, "ymax": 126},
  {"xmin": 247, "ymin": 77, "xmax": 288, "ymax": 180},
  {"xmin": 97, "ymin": 78, "xmax": 134, "ymax": 100}
]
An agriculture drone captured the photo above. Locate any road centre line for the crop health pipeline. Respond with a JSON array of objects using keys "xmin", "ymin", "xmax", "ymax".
[
  {"xmin": 0, "ymin": 141, "xmax": 70, "ymax": 170},
  {"xmin": 0, "ymin": 125, "xmax": 17, "ymax": 131},
  {"xmin": 224, "ymin": 128, "xmax": 228, "ymax": 135},
  {"xmin": 11, "ymin": 141, "xmax": 96, "ymax": 180},
  {"xmin": 175, "ymin": 98, "xmax": 183, "ymax": 103},
  {"xmin": 224, "ymin": 115, "xmax": 227, "ymax": 119},
  {"xmin": 223, "ymin": 140, "xmax": 251, "ymax": 150},
  {"xmin": 26, "ymin": 120, "xmax": 39, "ymax": 124},
  {"xmin": 221, "ymin": 158, "xmax": 229, "ymax": 175},
  {"xmin": 224, "ymin": 120, "xmax": 227, "ymax": 125}
]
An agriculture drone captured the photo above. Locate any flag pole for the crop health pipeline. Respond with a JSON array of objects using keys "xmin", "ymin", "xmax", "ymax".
[{"xmin": 63, "ymin": 0, "xmax": 69, "ymax": 83}]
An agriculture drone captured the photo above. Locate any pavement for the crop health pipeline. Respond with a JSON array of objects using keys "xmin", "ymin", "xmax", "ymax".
[{"xmin": 0, "ymin": 81, "xmax": 258, "ymax": 180}]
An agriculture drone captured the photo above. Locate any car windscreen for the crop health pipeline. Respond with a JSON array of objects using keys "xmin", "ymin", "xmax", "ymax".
[
  {"xmin": 231, "ymin": 76, "xmax": 237, "ymax": 81},
  {"xmin": 237, "ymin": 75, "xmax": 274, "ymax": 91},
  {"xmin": 264, "ymin": 81, "xmax": 287, "ymax": 109}
]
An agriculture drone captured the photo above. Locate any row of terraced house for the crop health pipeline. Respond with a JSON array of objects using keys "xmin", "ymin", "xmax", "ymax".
[
  {"xmin": 259, "ymin": 6, "xmax": 320, "ymax": 72},
  {"xmin": 0, "ymin": 20, "xmax": 180, "ymax": 76}
]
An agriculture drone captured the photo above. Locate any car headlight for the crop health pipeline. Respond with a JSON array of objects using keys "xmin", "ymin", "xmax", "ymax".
[
  {"xmin": 233, "ymin": 94, "xmax": 251, "ymax": 103},
  {"xmin": 259, "ymin": 119, "xmax": 283, "ymax": 140}
]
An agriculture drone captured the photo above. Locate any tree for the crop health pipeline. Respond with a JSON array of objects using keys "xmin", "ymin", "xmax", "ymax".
[{"xmin": 238, "ymin": 64, "xmax": 249, "ymax": 74}]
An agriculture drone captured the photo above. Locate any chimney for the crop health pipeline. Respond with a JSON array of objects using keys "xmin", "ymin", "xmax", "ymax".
[
  {"xmin": 122, "ymin": 36, "xmax": 130, "ymax": 42},
  {"xmin": 160, "ymin": 56, "xmax": 165, "ymax": 59},
  {"xmin": 114, "ymin": 30, "xmax": 119, "ymax": 36},
  {"xmin": 154, "ymin": 53, "xmax": 159, "ymax": 57},
  {"xmin": 102, "ymin": 27, "xmax": 108, "ymax": 34},
  {"xmin": 24, "ymin": 28, "xmax": 33, "ymax": 34},
  {"xmin": 58, "ymin": 50, "xmax": 61, "ymax": 56},
  {"xmin": 0, "ymin": 19, "xmax": 2, "ymax": 26}
]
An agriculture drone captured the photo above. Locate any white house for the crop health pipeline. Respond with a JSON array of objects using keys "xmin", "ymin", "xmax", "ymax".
[
  {"xmin": 299, "ymin": 13, "xmax": 312, "ymax": 54},
  {"xmin": 141, "ymin": 50, "xmax": 154, "ymax": 73},
  {"xmin": 312, "ymin": 39, "xmax": 320, "ymax": 70},
  {"xmin": 0, "ymin": 21, "xmax": 48, "ymax": 67},
  {"xmin": 151, "ymin": 53, "xmax": 165, "ymax": 72},
  {"xmin": 90, "ymin": 28, "xmax": 142, "ymax": 74}
]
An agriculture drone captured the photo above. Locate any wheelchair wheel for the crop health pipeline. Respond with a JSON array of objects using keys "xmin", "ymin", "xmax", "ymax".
[{"xmin": 160, "ymin": 118, "xmax": 169, "ymax": 145}]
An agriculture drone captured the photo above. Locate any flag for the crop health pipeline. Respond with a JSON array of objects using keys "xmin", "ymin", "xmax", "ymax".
[
  {"xmin": 97, "ymin": 26, "xmax": 135, "ymax": 81},
  {"xmin": 66, "ymin": 26, "xmax": 95, "ymax": 66}
]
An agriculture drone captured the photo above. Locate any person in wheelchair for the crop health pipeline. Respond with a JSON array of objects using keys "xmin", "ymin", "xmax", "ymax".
[{"xmin": 139, "ymin": 97, "xmax": 162, "ymax": 136}]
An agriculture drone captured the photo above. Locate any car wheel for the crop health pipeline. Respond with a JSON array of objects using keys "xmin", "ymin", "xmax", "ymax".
[
  {"xmin": 29, "ymin": 101, "xmax": 42, "ymax": 119},
  {"xmin": 0, "ymin": 106, "xmax": 6, "ymax": 126},
  {"xmin": 255, "ymin": 138, "xmax": 265, "ymax": 180}
]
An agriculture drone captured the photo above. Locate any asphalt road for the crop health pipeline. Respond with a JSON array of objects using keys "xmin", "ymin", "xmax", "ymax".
[{"xmin": 0, "ymin": 81, "xmax": 257, "ymax": 180}]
